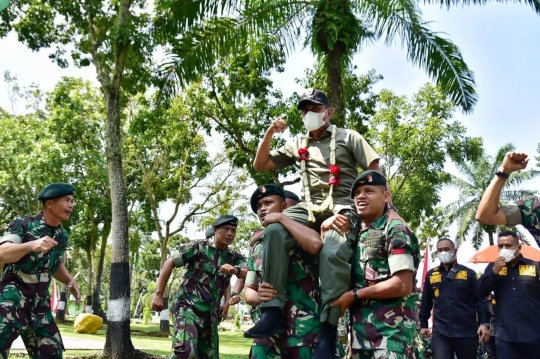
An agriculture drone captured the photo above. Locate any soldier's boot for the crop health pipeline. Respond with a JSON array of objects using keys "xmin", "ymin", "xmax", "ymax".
[
  {"xmin": 312, "ymin": 323, "xmax": 337, "ymax": 359},
  {"xmin": 243, "ymin": 307, "xmax": 286, "ymax": 338}
]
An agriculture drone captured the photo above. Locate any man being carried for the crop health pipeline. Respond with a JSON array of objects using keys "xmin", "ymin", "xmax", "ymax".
[
  {"xmin": 331, "ymin": 171, "xmax": 420, "ymax": 359},
  {"xmin": 152, "ymin": 215, "xmax": 247, "ymax": 359},
  {"xmin": 247, "ymin": 88, "xmax": 398, "ymax": 358}
]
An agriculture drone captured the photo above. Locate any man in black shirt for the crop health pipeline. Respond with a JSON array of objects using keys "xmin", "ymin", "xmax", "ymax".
[
  {"xmin": 420, "ymin": 238, "xmax": 491, "ymax": 359},
  {"xmin": 478, "ymin": 230, "xmax": 540, "ymax": 359}
]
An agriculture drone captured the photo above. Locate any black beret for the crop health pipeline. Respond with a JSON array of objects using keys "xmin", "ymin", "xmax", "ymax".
[
  {"xmin": 350, "ymin": 170, "xmax": 387, "ymax": 198},
  {"xmin": 214, "ymin": 215, "xmax": 239, "ymax": 228},
  {"xmin": 38, "ymin": 182, "xmax": 76, "ymax": 201},
  {"xmin": 205, "ymin": 227, "xmax": 215, "ymax": 238},
  {"xmin": 297, "ymin": 88, "xmax": 330, "ymax": 110},
  {"xmin": 250, "ymin": 184, "xmax": 285, "ymax": 213},
  {"xmin": 283, "ymin": 190, "xmax": 300, "ymax": 203}
]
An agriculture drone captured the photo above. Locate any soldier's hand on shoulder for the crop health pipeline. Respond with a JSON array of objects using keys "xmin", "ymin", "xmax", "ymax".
[
  {"xmin": 32, "ymin": 236, "xmax": 57, "ymax": 254},
  {"xmin": 321, "ymin": 214, "xmax": 349, "ymax": 235},
  {"xmin": 387, "ymin": 209, "xmax": 406, "ymax": 224},
  {"xmin": 151, "ymin": 293, "xmax": 164, "ymax": 311},
  {"xmin": 492, "ymin": 257, "xmax": 506, "ymax": 274}
]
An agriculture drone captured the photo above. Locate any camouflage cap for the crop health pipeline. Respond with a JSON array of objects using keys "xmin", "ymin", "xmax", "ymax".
[
  {"xmin": 250, "ymin": 184, "xmax": 285, "ymax": 213},
  {"xmin": 350, "ymin": 170, "xmax": 387, "ymax": 198},
  {"xmin": 38, "ymin": 182, "xmax": 76, "ymax": 201},
  {"xmin": 214, "ymin": 215, "xmax": 239, "ymax": 228},
  {"xmin": 283, "ymin": 190, "xmax": 300, "ymax": 203},
  {"xmin": 205, "ymin": 227, "xmax": 215, "ymax": 239},
  {"xmin": 297, "ymin": 88, "xmax": 330, "ymax": 110}
]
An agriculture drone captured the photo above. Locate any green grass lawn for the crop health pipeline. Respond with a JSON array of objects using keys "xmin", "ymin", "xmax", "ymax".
[{"xmin": 11, "ymin": 322, "xmax": 251, "ymax": 358}]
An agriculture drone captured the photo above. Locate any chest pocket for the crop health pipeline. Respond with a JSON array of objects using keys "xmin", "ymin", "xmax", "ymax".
[
  {"xmin": 363, "ymin": 229, "xmax": 387, "ymax": 260},
  {"xmin": 517, "ymin": 265, "xmax": 540, "ymax": 295}
]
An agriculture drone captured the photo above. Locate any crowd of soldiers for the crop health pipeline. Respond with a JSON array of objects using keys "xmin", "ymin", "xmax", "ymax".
[{"xmin": 0, "ymin": 89, "xmax": 539, "ymax": 359}]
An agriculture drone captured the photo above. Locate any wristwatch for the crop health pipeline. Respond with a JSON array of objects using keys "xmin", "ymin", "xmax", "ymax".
[
  {"xmin": 495, "ymin": 171, "xmax": 510, "ymax": 179},
  {"xmin": 352, "ymin": 288, "xmax": 361, "ymax": 302},
  {"xmin": 387, "ymin": 204, "xmax": 398, "ymax": 212},
  {"xmin": 235, "ymin": 266, "xmax": 242, "ymax": 278},
  {"xmin": 231, "ymin": 291, "xmax": 239, "ymax": 297}
]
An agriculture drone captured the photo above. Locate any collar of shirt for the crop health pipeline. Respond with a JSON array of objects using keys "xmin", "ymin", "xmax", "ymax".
[
  {"xmin": 508, "ymin": 254, "xmax": 530, "ymax": 267},
  {"xmin": 361, "ymin": 213, "xmax": 388, "ymax": 232},
  {"xmin": 306, "ymin": 124, "xmax": 335, "ymax": 140}
]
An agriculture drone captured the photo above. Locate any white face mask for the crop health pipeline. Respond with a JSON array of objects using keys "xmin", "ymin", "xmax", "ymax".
[
  {"xmin": 438, "ymin": 251, "xmax": 454, "ymax": 264},
  {"xmin": 302, "ymin": 110, "xmax": 328, "ymax": 131},
  {"xmin": 500, "ymin": 248, "xmax": 517, "ymax": 262}
]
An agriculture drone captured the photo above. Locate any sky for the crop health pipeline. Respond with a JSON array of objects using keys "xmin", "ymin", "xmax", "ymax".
[{"xmin": 1, "ymin": 2, "xmax": 539, "ymax": 276}]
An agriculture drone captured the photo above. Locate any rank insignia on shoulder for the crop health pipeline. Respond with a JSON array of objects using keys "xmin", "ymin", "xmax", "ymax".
[
  {"xmin": 430, "ymin": 273, "xmax": 441, "ymax": 284},
  {"xmin": 455, "ymin": 270, "xmax": 467, "ymax": 280},
  {"xmin": 519, "ymin": 265, "xmax": 536, "ymax": 277}
]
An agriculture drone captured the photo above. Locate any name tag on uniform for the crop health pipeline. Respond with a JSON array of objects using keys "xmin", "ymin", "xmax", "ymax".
[
  {"xmin": 430, "ymin": 273, "xmax": 441, "ymax": 284},
  {"xmin": 498, "ymin": 267, "xmax": 507, "ymax": 276},
  {"xmin": 519, "ymin": 265, "xmax": 536, "ymax": 277},
  {"xmin": 455, "ymin": 270, "xmax": 467, "ymax": 280}
]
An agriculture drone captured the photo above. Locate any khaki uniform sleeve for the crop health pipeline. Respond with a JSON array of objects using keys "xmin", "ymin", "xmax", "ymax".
[
  {"xmin": 0, "ymin": 219, "xmax": 25, "ymax": 245},
  {"xmin": 245, "ymin": 271, "xmax": 258, "ymax": 287},
  {"xmin": 501, "ymin": 203, "xmax": 523, "ymax": 227},
  {"xmin": 348, "ymin": 130, "xmax": 380, "ymax": 170},
  {"xmin": 171, "ymin": 241, "xmax": 200, "ymax": 268},
  {"xmin": 269, "ymin": 141, "xmax": 296, "ymax": 170},
  {"xmin": 502, "ymin": 196, "xmax": 540, "ymax": 234},
  {"xmin": 387, "ymin": 221, "xmax": 417, "ymax": 275}
]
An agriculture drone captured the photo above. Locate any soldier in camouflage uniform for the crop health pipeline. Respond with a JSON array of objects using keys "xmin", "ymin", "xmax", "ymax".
[
  {"xmin": 152, "ymin": 215, "xmax": 247, "ymax": 359},
  {"xmin": 330, "ymin": 171, "xmax": 420, "ymax": 359},
  {"xmin": 476, "ymin": 151, "xmax": 540, "ymax": 241},
  {"xmin": 244, "ymin": 184, "xmax": 344, "ymax": 358},
  {"xmin": 0, "ymin": 183, "xmax": 81, "ymax": 359}
]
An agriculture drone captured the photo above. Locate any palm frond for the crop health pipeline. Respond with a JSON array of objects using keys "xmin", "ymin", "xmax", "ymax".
[
  {"xmin": 358, "ymin": 0, "xmax": 477, "ymax": 112},
  {"xmin": 418, "ymin": 0, "xmax": 540, "ymax": 14}
]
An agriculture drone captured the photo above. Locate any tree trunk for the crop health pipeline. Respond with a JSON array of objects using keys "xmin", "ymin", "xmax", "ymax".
[
  {"xmin": 488, "ymin": 231, "xmax": 494, "ymax": 246},
  {"xmin": 86, "ymin": 249, "xmax": 93, "ymax": 313},
  {"xmin": 102, "ymin": 88, "xmax": 135, "ymax": 358},
  {"xmin": 326, "ymin": 45, "xmax": 346, "ymax": 128},
  {"xmin": 55, "ymin": 290, "xmax": 67, "ymax": 323},
  {"xmin": 92, "ymin": 220, "xmax": 110, "ymax": 321},
  {"xmin": 159, "ymin": 297, "xmax": 170, "ymax": 334}
]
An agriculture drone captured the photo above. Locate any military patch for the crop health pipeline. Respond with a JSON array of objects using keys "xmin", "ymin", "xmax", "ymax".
[
  {"xmin": 498, "ymin": 267, "xmax": 507, "ymax": 276},
  {"xmin": 519, "ymin": 265, "xmax": 536, "ymax": 277},
  {"xmin": 259, "ymin": 186, "xmax": 266, "ymax": 193},
  {"xmin": 430, "ymin": 273, "xmax": 441, "ymax": 284},
  {"xmin": 392, "ymin": 248, "xmax": 406, "ymax": 254},
  {"xmin": 455, "ymin": 270, "xmax": 467, "ymax": 280},
  {"xmin": 304, "ymin": 88, "xmax": 315, "ymax": 96},
  {"xmin": 434, "ymin": 288, "xmax": 439, "ymax": 298},
  {"xmin": 367, "ymin": 175, "xmax": 372, "ymax": 182}
]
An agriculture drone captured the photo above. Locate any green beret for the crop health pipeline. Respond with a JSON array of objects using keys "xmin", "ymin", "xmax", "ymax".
[
  {"xmin": 250, "ymin": 184, "xmax": 285, "ymax": 213},
  {"xmin": 38, "ymin": 182, "xmax": 76, "ymax": 201},
  {"xmin": 214, "ymin": 215, "xmax": 239, "ymax": 228},
  {"xmin": 350, "ymin": 170, "xmax": 387, "ymax": 198},
  {"xmin": 283, "ymin": 190, "xmax": 300, "ymax": 203},
  {"xmin": 205, "ymin": 227, "xmax": 214, "ymax": 238}
]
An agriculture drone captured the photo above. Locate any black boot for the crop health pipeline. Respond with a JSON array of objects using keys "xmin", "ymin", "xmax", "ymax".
[
  {"xmin": 244, "ymin": 307, "xmax": 287, "ymax": 338},
  {"xmin": 312, "ymin": 323, "xmax": 338, "ymax": 359}
]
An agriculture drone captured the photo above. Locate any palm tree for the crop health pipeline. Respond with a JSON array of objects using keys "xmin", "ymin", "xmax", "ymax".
[
  {"xmin": 443, "ymin": 144, "xmax": 540, "ymax": 249},
  {"xmin": 156, "ymin": 0, "xmax": 540, "ymax": 127}
]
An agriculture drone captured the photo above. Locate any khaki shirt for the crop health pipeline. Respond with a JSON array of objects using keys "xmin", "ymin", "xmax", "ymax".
[{"xmin": 269, "ymin": 125, "xmax": 379, "ymax": 208}]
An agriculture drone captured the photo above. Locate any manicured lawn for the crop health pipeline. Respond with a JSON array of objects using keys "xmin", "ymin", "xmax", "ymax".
[{"xmin": 10, "ymin": 322, "xmax": 251, "ymax": 358}]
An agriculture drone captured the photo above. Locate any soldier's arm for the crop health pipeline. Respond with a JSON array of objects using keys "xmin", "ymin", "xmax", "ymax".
[
  {"xmin": 274, "ymin": 213, "xmax": 322, "ymax": 254},
  {"xmin": 476, "ymin": 174, "xmax": 511, "ymax": 225},
  {"xmin": 419, "ymin": 272, "xmax": 434, "ymax": 329},
  {"xmin": 53, "ymin": 262, "xmax": 75, "ymax": 284},
  {"xmin": 155, "ymin": 258, "xmax": 175, "ymax": 297},
  {"xmin": 232, "ymin": 278, "xmax": 245, "ymax": 296},
  {"xmin": 0, "ymin": 241, "xmax": 35, "ymax": 263},
  {"xmin": 244, "ymin": 286, "xmax": 260, "ymax": 307}
]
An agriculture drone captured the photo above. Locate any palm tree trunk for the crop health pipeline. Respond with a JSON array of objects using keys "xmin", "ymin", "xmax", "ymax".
[{"xmin": 488, "ymin": 231, "xmax": 494, "ymax": 246}]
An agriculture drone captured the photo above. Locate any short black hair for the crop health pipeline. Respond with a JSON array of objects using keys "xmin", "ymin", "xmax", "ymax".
[
  {"xmin": 498, "ymin": 230, "xmax": 519, "ymax": 244},
  {"xmin": 436, "ymin": 237, "xmax": 455, "ymax": 250}
]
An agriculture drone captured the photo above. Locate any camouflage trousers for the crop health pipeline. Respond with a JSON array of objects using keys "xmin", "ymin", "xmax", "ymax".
[
  {"xmin": 0, "ymin": 282, "xmax": 63, "ymax": 359},
  {"xmin": 249, "ymin": 334, "xmax": 345, "ymax": 359},
  {"xmin": 169, "ymin": 306, "xmax": 218, "ymax": 359},
  {"xmin": 414, "ymin": 330, "xmax": 432, "ymax": 358},
  {"xmin": 350, "ymin": 349, "xmax": 415, "ymax": 359}
]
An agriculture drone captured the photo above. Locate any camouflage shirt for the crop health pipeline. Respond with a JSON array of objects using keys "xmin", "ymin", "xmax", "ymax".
[
  {"xmin": 501, "ymin": 196, "xmax": 540, "ymax": 240},
  {"xmin": 0, "ymin": 212, "xmax": 68, "ymax": 320},
  {"xmin": 246, "ymin": 238, "xmax": 322, "ymax": 348},
  {"xmin": 350, "ymin": 214, "xmax": 420, "ymax": 354},
  {"xmin": 171, "ymin": 240, "xmax": 246, "ymax": 316}
]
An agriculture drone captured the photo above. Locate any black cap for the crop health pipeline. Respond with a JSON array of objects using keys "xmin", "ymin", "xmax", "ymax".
[
  {"xmin": 297, "ymin": 88, "xmax": 330, "ymax": 110},
  {"xmin": 38, "ymin": 182, "xmax": 76, "ymax": 201},
  {"xmin": 250, "ymin": 184, "xmax": 285, "ymax": 213},
  {"xmin": 283, "ymin": 190, "xmax": 299, "ymax": 203},
  {"xmin": 350, "ymin": 170, "xmax": 387, "ymax": 198},
  {"xmin": 213, "ymin": 215, "xmax": 239, "ymax": 228},
  {"xmin": 205, "ymin": 227, "xmax": 214, "ymax": 238}
]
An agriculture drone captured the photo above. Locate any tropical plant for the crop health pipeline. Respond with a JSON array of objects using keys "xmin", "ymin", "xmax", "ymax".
[{"xmin": 443, "ymin": 143, "xmax": 540, "ymax": 249}]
